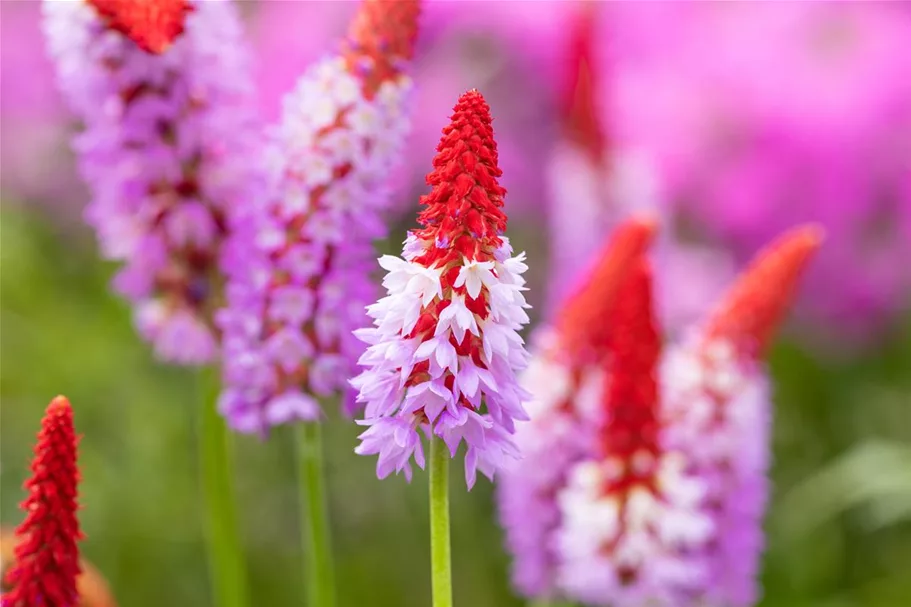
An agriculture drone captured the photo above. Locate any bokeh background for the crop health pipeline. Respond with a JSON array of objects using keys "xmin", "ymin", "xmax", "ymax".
[{"xmin": 2, "ymin": 1, "xmax": 910, "ymax": 606}]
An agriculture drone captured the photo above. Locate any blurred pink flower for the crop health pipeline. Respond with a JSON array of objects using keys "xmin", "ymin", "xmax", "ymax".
[{"xmin": 608, "ymin": 2, "xmax": 911, "ymax": 339}]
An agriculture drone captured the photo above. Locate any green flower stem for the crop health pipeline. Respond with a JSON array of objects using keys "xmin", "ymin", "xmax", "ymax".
[
  {"xmin": 296, "ymin": 421, "xmax": 337, "ymax": 607},
  {"xmin": 198, "ymin": 367, "xmax": 249, "ymax": 607},
  {"xmin": 429, "ymin": 437, "xmax": 453, "ymax": 607}
]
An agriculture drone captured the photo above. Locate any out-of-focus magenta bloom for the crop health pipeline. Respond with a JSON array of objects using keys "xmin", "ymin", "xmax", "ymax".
[
  {"xmin": 608, "ymin": 2, "xmax": 911, "ymax": 337},
  {"xmin": 43, "ymin": 0, "xmax": 264, "ymax": 364},
  {"xmin": 352, "ymin": 90, "xmax": 532, "ymax": 488},
  {"xmin": 216, "ymin": 0, "xmax": 421, "ymax": 433},
  {"xmin": 499, "ymin": 219, "xmax": 822, "ymax": 605}
]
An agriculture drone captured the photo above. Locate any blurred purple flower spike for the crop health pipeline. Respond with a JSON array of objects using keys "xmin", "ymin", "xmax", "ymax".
[
  {"xmin": 217, "ymin": 0, "xmax": 422, "ymax": 434},
  {"xmin": 43, "ymin": 0, "xmax": 265, "ymax": 364}
]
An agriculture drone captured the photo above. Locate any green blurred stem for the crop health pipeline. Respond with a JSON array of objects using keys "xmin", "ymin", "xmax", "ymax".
[
  {"xmin": 198, "ymin": 367, "xmax": 249, "ymax": 607},
  {"xmin": 296, "ymin": 421, "xmax": 336, "ymax": 607},
  {"xmin": 429, "ymin": 437, "xmax": 453, "ymax": 607}
]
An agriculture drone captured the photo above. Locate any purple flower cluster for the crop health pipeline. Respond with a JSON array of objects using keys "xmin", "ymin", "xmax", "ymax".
[
  {"xmin": 43, "ymin": 0, "xmax": 264, "ymax": 364},
  {"xmin": 216, "ymin": 1, "xmax": 419, "ymax": 433}
]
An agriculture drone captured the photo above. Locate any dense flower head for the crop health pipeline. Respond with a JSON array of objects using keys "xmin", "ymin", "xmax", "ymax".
[
  {"xmin": 87, "ymin": 0, "xmax": 193, "ymax": 54},
  {"xmin": 216, "ymin": 0, "xmax": 421, "ymax": 433},
  {"xmin": 2, "ymin": 397, "xmax": 84, "ymax": 607},
  {"xmin": 499, "ymin": 217, "xmax": 652, "ymax": 598},
  {"xmin": 499, "ymin": 221, "xmax": 822, "ymax": 605},
  {"xmin": 43, "ymin": 0, "xmax": 264, "ymax": 364},
  {"xmin": 555, "ymin": 261, "xmax": 713, "ymax": 607},
  {"xmin": 352, "ymin": 90, "xmax": 532, "ymax": 488}
]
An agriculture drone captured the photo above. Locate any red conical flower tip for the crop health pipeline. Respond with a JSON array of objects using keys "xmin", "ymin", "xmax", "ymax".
[
  {"xmin": 88, "ymin": 0, "xmax": 193, "ymax": 54},
  {"xmin": 414, "ymin": 89, "xmax": 507, "ymax": 267},
  {"xmin": 705, "ymin": 224, "xmax": 825, "ymax": 358},
  {"xmin": 557, "ymin": 216, "xmax": 657, "ymax": 366},
  {"xmin": 344, "ymin": 0, "xmax": 421, "ymax": 97},
  {"xmin": 561, "ymin": 2, "xmax": 606, "ymax": 161},
  {"xmin": 600, "ymin": 261, "xmax": 661, "ymax": 486},
  {"xmin": 2, "ymin": 396, "xmax": 84, "ymax": 607}
]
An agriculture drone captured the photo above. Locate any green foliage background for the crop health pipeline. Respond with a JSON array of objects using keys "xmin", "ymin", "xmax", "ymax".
[{"xmin": 1, "ymin": 206, "xmax": 910, "ymax": 606}]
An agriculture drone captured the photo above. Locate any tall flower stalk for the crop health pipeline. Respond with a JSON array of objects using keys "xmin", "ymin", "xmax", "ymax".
[
  {"xmin": 215, "ymin": 1, "xmax": 421, "ymax": 605},
  {"xmin": 352, "ymin": 89, "xmax": 532, "ymax": 607},
  {"xmin": 42, "ymin": 2, "xmax": 261, "ymax": 605},
  {"xmin": 498, "ymin": 219, "xmax": 822, "ymax": 606},
  {"xmin": 2, "ymin": 396, "xmax": 84, "ymax": 607}
]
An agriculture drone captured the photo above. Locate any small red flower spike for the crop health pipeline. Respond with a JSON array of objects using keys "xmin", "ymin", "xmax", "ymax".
[
  {"xmin": 344, "ymin": 0, "xmax": 421, "ymax": 98},
  {"xmin": 600, "ymin": 260, "xmax": 661, "ymax": 487},
  {"xmin": 556, "ymin": 216, "xmax": 658, "ymax": 366},
  {"xmin": 88, "ymin": 0, "xmax": 193, "ymax": 54},
  {"xmin": 705, "ymin": 224, "xmax": 825, "ymax": 358},
  {"xmin": 2, "ymin": 396, "xmax": 84, "ymax": 607},
  {"xmin": 413, "ymin": 89, "xmax": 507, "ymax": 268},
  {"xmin": 561, "ymin": 2, "xmax": 606, "ymax": 162}
]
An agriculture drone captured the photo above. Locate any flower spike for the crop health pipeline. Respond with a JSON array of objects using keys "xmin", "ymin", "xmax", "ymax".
[
  {"xmin": 44, "ymin": 0, "xmax": 264, "ymax": 364},
  {"xmin": 705, "ymin": 224, "xmax": 825, "ymax": 358},
  {"xmin": 352, "ymin": 89, "xmax": 532, "ymax": 488},
  {"xmin": 87, "ymin": 0, "xmax": 193, "ymax": 54},
  {"xmin": 2, "ymin": 397, "xmax": 84, "ymax": 607},
  {"xmin": 556, "ymin": 216, "xmax": 657, "ymax": 366},
  {"xmin": 217, "ymin": 0, "xmax": 422, "ymax": 432},
  {"xmin": 555, "ymin": 261, "xmax": 713, "ymax": 607},
  {"xmin": 499, "ymin": 220, "xmax": 656, "ymax": 598}
]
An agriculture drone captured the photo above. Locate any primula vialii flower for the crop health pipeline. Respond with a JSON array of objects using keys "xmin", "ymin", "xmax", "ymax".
[
  {"xmin": 216, "ymin": 0, "xmax": 421, "ymax": 433},
  {"xmin": 43, "ymin": 0, "xmax": 264, "ymax": 364},
  {"xmin": 660, "ymin": 225, "xmax": 824, "ymax": 607},
  {"xmin": 498, "ymin": 218, "xmax": 656, "ymax": 598},
  {"xmin": 2, "ymin": 397, "xmax": 84, "ymax": 607},
  {"xmin": 499, "ymin": 220, "xmax": 822, "ymax": 606},
  {"xmin": 352, "ymin": 90, "xmax": 532, "ymax": 488}
]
